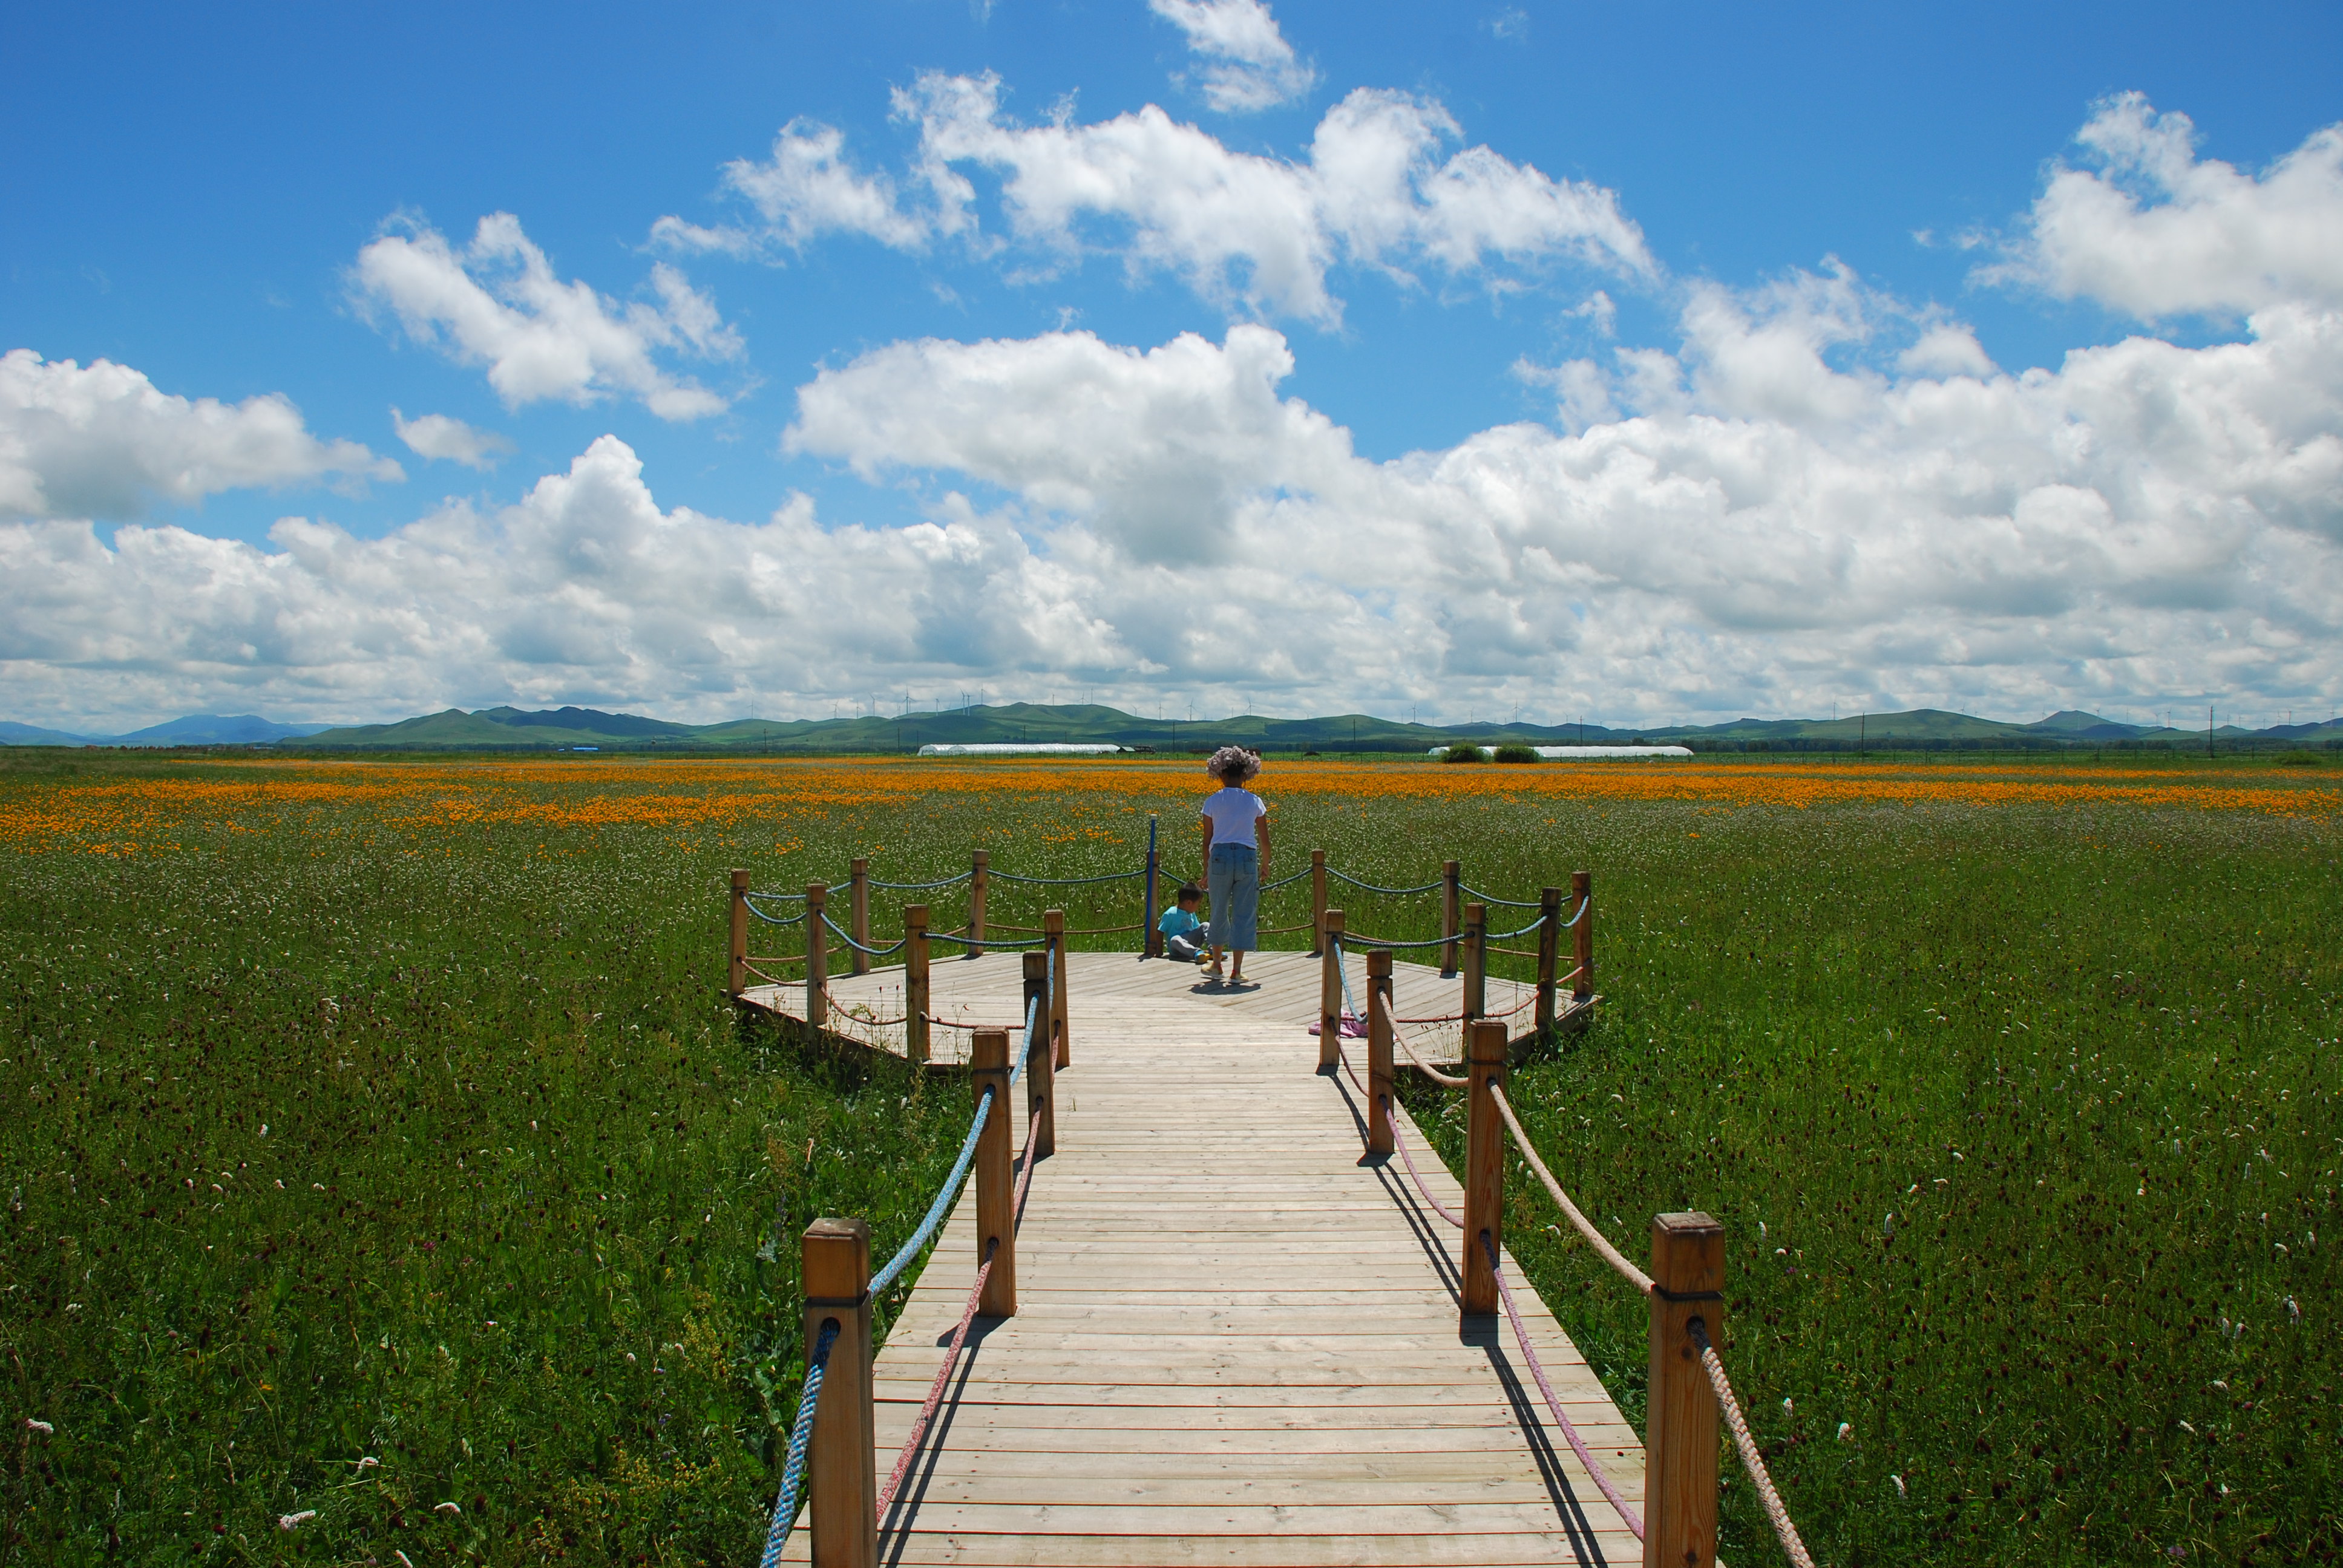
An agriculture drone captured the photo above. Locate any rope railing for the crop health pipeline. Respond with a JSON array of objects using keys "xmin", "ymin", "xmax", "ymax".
[
  {"xmin": 1460, "ymin": 886, "xmax": 1543, "ymax": 909},
  {"xmin": 1387, "ymin": 1113, "xmax": 1464, "ymax": 1226},
  {"xmin": 820, "ymin": 910, "xmax": 909, "ymax": 959},
  {"xmin": 1327, "ymin": 869, "xmax": 1444, "ymax": 896},
  {"xmin": 1395, "ymin": 1033, "xmax": 1469, "ymax": 1086},
  {"xmin": 1483, "ymin": 1232, "xmax": 1646, "ymax": 1541},
  {"xmin": 869, "ymin": 871, "xmax": 974, "ymax": 891},
  {"xmin": 989, "ymin": 867, "xmax": 1144, "ymax": 885},
  {"xmin": 926, "ymin": 929, "xmax": 1049, "ymax": 950},
  {"xmin": 880, "ymin": 1098, "xmax": 1046, "ymax": 1516},
  {"xmin": 870, "ymin": 1085, "xmax": 995, "ymax": 1301},
  {"xmin": 758, "ymin": 1316, "xmax": 840, "ymax": 1568},
  {"xmin": 744, "ymin": 901, "xmax": 809, "ymax": 927},
  {"xmin": 1365, "ymin": 1016, "xmax": 1815, "ymax": 1568},
  {"xmin": 1692, "ymin": 1319, "xmax": 1820, "ymax": 1568},
  {"xmin": 1487, "ymin": 1082, "xmax": 1652, "ymax": 1295},
  {"xmin": 1340, "ymin": 929, "xmax": 1454, "ymax": 951},
  {"xmin": 880, "ymin": 1240, "xmax": 998, "ymax": 1515}
]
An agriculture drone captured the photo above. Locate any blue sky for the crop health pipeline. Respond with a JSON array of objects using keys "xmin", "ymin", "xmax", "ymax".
[{"xmin": 4, "ymin": 1, "xmax": 2341, "ymax": 729}]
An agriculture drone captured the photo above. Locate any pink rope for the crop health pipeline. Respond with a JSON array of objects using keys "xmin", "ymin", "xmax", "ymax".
[
  {"xmin": 879, "ymin": 1244, "xmax": 993, "ymax": 1515},
  {"xmin": 1386, "ymin": 1109, "xmax": 1464, "ymax": 1229},
  {"xmin": 1484, "ymin": 1232, "xmax": 1646, "ymax": 1541},
  {"xmin": 876, "ymin": 1106, "xmax": 1044, "ymax": 1521}
]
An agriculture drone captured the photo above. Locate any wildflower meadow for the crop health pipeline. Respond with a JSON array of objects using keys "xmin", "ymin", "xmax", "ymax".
[{"xmin": 2, "ymin": 748, "xmax": 2337, "ymax": 1564}]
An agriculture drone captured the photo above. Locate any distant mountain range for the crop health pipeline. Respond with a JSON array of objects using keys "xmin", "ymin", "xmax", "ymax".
[
  {"xmin": 7, "ymin": 703, "xmax": 2336, "ymax": 753},
  {"xmin": 0, "ymin": 714, "xmax": 335, "ymax": 748}
]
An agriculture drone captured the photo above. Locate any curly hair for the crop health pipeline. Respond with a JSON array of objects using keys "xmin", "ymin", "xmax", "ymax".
[{"xmin": 1206, "ymin": 745, "xmax": 1261, "ymax": 783}]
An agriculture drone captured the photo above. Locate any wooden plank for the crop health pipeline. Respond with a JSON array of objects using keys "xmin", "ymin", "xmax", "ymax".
[
  {"xmin": 780, "ymin": 1530, "xmax": 1632, "ymax": 1567},
  {"xmin": 758, "ymin": 941, "xmax": 1629, "ymax": 1566}
]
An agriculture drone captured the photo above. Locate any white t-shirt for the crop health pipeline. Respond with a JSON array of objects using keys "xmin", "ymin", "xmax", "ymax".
[{"xmin": 1201, "ymin": 786, "xmax": 1266, "ymax": 848}]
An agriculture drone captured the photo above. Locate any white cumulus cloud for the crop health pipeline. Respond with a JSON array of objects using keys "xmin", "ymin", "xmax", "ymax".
[
  {"xmin": 1149, "ymin": 0, "xmax": 1317, "ymax": 113},
  {"xmin": 391, "ymin": 409, "xmax": 514, "ymax": 469},
  {"xmin": 9, "ymin": 97, "xmax": 2339, "ymax": 733},
  {"xmin": 660, "ymin": 74, "xmax": 1653, "ymax": 325},
  {"xmin": 1985, "ymin": 93, "xmax": 2343, "ymax": 318},
  {"xmin": 786, "ymin": 325, "xmax": 1354, "ymax": 562},
  {"xmin": 353, "ymin": 213, "xmax": 743, "ymax": 421},
  {"xmin": 0, "ymin": 350, "xmax": 401, "ymax": 521},
  {"xmin": 902, "ymin": 73, "xmax": 1653, "ymax": 323},
  {"xmin": 649, "ymin": 119, "xmax": 928, "ymax": 257}
]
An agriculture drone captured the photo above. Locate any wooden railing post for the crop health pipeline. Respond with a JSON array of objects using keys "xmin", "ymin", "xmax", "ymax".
[
  {"xmin": 971, "ymin": 1030, "xmax": 1017, "ymax": 1318},
  {"xmin": 805, "ymin": 883, "xmax": 829, "ymax": 1028},
  {"xmin": 1441, "ymin": 860, "xmax": 1461, "ymax": 975},
  {"xmin": 1535, "ymin": 886, "xmax": 1562, "ymax": 1034},
  {"xmin": 904, "ymin": 904, "xmax": 931, "ymax": 1065},
  {"xmin": 1309, "ymin": 849, "xmax": 1328, "ymax": 956},
  {"xmin": 728, "ymin": 868, "xmax": 750, "ymax": 999},
  {"xmin": 1023, "ymin": 952, "xmax": 1055, "ymax": 1159},
  {"xmin": 1644, "ymin": 1212, "xmax": 1725, "ymax": 1568},
  {"xmin": 1571, "ymin": 869, "xmax": 1594, "ymax": 1002},
  {"xmin": 1044, "ymin": 909, "xmax": 1069, "ymax": 1068},
  {"xmin": 1461, "ymin": 901, "xmax": 1486, "ymax": 1034},
  {"xmin": 969, "ymin": 850, "xmax": 989, "ymax": 958},
  {"xmin": 1461, "ymin": 1019, "xmax": 1507, "ymax": 1318},
  {"xmin": 1366, "ymin": 949, "xmax": 1394, "ymax": 1157},
  {"xmin": 801, "ymin": 1217, "xmax": 876, "ymax": 1568},
  {"xmin": 1143, "ymin": 815, "xmax": 1163, "ymax": 959},
  {"xmin": 1317, "ymin": 908, "xmax": 1346, "ymax": 1071},
  {"xmin": 848, "ymin": 857, "xmax": 871, "ymax": 977}
]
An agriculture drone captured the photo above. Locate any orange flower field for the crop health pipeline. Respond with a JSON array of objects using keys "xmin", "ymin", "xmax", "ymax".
[{"xmin": 3, "ymin": 754, "xmax": 2335, "ymax": 860}]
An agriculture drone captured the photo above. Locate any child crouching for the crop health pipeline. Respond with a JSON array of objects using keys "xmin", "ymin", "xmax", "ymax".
[{"xmin": 1158, "ymin": 883, "xmax": 1209, "ymax": 963}]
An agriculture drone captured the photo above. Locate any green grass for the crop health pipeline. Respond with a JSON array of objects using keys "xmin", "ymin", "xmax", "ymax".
[
  {"xmin": 3, "ymin": 753, "xmax": 2339, "ymax": 1564},
  {"xmin": 1402, "ymin": 801, "xmax": 2342, "ymax": 1565}
]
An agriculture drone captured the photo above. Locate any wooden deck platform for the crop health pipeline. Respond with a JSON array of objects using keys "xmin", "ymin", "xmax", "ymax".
[
  {"xmin": 760, "ymin": 953, "xmax": 1636, "ymax": 1566},
  {"xmin": 739, "ymin": 948, "xmax": 1588, "ymax": 1071}
]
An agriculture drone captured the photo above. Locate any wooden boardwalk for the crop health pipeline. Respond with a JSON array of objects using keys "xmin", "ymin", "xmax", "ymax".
[{"xmin": 757, "ymin": 952, "xmax": 1640, "ymax": 1567}]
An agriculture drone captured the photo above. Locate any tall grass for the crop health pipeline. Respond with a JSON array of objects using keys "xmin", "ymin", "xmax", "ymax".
[{"xmin": 3, "ymin": 752, "xmax": 2337, "ymax": 1563}]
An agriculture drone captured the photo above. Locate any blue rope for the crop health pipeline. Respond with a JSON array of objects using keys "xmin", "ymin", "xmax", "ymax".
[
  {"xmin": 870, "ymin": 1085, "xmax": 995, "ymax": 1299},
  {"xmin": 989, "ymin": 867, "xmax": 1145, "ymax": 885},
  {"xmin": 819, "ymin": 909, "xmax": 909, "ymax": 958},
  {"xmin": 869, "ymin": 871, "xmax": 974, "ymax": 891},
  {"xmin": 745, "ymin": 901, "xmax": 808, "ymax": 927},
  {"xmin": 1327, "ymin": 868, "xmax": 1444, "ymax": 897},
  {"xmin": 1559, "ymin": 895, "xmax": 1590, "ymax": 929},
  {"xmin": 925, "ymin": 930, "xmax": 1049, "ymax": 950},
  {"xmin": 1260, "ymin": 867, "xmax": 1310, "ymax": 892},
  {"xmin": 1341, "ymin": 930, "xmax": 1452, "ymax": 950},
  {"xmin": 758, "ymin": 1317, "xmax": 840, "ymax": 1568},
  {"xmin": 1334, "ymin": 938, "xmax": 1368, "ymax": 1031},
  {"xmin": 1484, "ymin": 912, "xmax": 1554, "ymax": 944},
  {"xmin": 1461, "ymin": 886, "xmax": 1544, "ymax": 909}
]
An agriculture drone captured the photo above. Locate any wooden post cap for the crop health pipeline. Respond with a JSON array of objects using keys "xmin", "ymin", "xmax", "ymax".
[
  {"xmin": 801, "ymin": 1216, "xmax": 870, "ymax": 1301},
  {"xmin": 1651, "ymin": 1211, "xmax": 1725, "ymax": 1294}
]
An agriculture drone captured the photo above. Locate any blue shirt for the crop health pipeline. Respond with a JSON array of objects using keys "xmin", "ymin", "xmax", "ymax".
[{"xmin": 1158, "ymin": 906, "xmax": 1203, "ymax": 938}]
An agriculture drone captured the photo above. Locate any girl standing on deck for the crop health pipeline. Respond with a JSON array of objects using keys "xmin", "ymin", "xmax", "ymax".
[{"xmin": 1199, "ymin": 746, "xmax": 1270, "ymax": 987}]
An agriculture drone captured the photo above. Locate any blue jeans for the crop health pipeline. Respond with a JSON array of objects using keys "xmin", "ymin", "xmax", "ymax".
[{"xmin": 1207, "ymin": 843, "xmax": 1259, "ymax": 951}]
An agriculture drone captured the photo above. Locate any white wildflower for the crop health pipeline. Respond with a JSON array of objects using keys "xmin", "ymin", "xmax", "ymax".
[{"xmin": 278, "ymin": 1511, "xmax": 316, "ymax": 1530}]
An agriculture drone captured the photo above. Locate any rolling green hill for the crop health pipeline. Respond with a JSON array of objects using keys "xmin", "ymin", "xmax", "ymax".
[{"xmin": 278, "ymin": 701, "xmax": 2343, "ymax": 755}]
